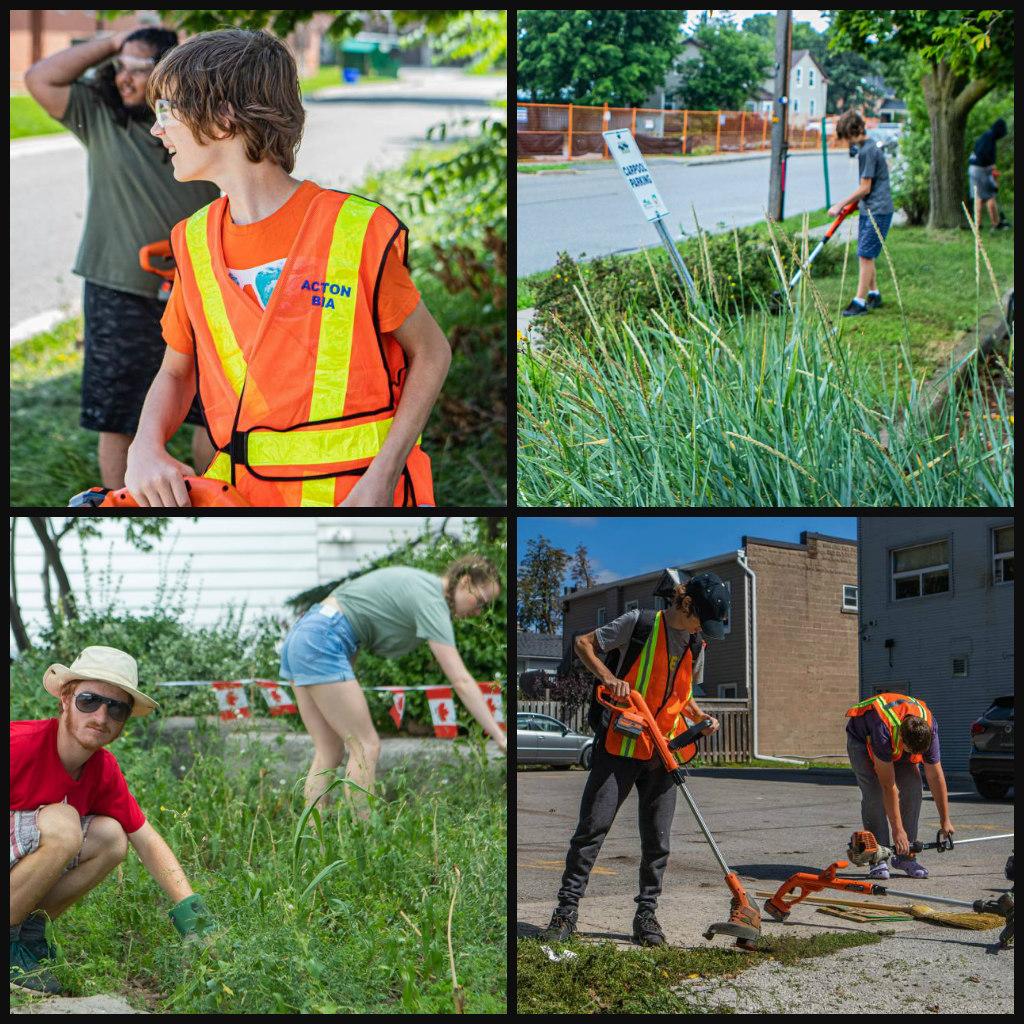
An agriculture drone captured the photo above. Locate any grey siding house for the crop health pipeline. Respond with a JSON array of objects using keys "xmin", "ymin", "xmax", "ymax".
[
  {"xmin": 516, "ymin": 631, "xmax": 563, "ymax": 678},
  {"xmin": 858, "ymin": 517, "xmax": 1014, "ymax": 777}
]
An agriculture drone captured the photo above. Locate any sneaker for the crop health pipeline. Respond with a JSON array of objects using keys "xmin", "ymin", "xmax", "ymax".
[
  {"xmin": 866, "ymin": 292, "xmax": 883, "ymax": 309},
  {"xmin": 632, "ymin": 908, "xmax": 666, "ymax": 947},
  {"xmin": 841, "ymin": 299, "xmax": 869, "ymax": 317},
  {"xmin": 892, "ymin": 854, "xmax": 929, "ymax": 878},
  {"xmin": 9, "ymin": 938, "xmax": 62, "ymax": 995},
  {"xmin": 868, "ymin": 860, "xmax": 890, "ymax": 880},
  {"xmin": 539, "ymin": 905, "xmax": 578, "ymax": 942},
  {"xmin": 18, "ymin": 913, "xmax": 57, "ymax": 963},
  {"xmin": 993, "ymin": 218, "xmax": 1012, "ymax": 231}
]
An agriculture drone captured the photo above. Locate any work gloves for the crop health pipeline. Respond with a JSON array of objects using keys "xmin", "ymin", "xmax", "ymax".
[{"xmin": 169, "ymin": 893, "xmax": 215, "ymax": 940}]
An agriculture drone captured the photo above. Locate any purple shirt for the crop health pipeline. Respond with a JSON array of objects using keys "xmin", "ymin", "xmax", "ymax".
[{"xmin": 846, "ymin": 707, "xmax": 940, "ymax": 764}]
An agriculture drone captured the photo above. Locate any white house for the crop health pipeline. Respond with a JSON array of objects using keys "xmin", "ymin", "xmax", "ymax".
[
  {"xmin": 750, "ymin": 49, "xmax": 829, "ymax": 127},
  {"xmin": 11, "ymin": 516, "xmax": 470, "ymax": 641}
]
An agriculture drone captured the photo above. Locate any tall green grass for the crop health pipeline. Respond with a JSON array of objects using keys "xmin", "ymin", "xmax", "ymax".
[{"xmin": 518, "ymin": 218, "xmax": 1013, "ymax": 507}]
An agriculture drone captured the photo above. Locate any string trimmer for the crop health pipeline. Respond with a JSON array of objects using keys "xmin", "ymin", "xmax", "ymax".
[
  {"xmin": 769, "ymin": 200, "xmax": 858, "ymax": 313},
  {"xmin": 595, "ymin": 686, "xmax": 762, "ymax": 951},
  {"xmin": 69, "ymin": 476, "xmax": 251, "ymax": 508},
  {"xmin": 847, "ymin": 829, "xmax": 1014, "ymax": 866}
]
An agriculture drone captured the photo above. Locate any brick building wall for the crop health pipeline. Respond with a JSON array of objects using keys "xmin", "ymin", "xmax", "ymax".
[{"xmin": 748, "ymin": 534, "xmax": 859, "ymax": 757}]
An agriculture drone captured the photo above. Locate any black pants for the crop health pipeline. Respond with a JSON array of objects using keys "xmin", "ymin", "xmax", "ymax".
[{"xmin": 557, "ymin": 736, "xmax": 678, "ymax": 913}]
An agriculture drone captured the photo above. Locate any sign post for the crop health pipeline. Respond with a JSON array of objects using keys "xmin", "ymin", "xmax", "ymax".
[{"xmin": 602, "ymin": 128, "xmax": 697, "ymax": 304}]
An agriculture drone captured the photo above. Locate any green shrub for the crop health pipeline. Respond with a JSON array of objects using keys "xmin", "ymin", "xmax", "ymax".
[{"xmin": 531, "ymin": 223, "xmax": 841, "ymax": 339}]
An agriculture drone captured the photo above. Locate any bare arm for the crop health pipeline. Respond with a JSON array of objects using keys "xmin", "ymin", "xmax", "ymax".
[
  {"xmin": 124, "ymin": 345, "xmax": 198, "ymax": 507},
  {"xmin": 24, "ymin": 31, "xmax": 129, "ymax": 121},
  {"xmin": 428, "ymin": 640, "xmax": 506, "ymax": 753},
  {"xmin": 574, "ymin": 631, "xmax": 627, "ymax": 698},
  {"xmin": 340, "ymin": 300, "xmax": 451, "ymax": 507},
  {"xmin": 871, "ymin": 758, "xmax": 909, "ymax": 853},
  {"xmin": 922, "ymin": 762, "xmax": 954, "ymax": 835},
  {"xmin": 128, "ymin": 821, "xmax": 194, "ymax": 904},
  {"xmin": 829, "ymin": 178, "xmax": 872, "ymax": 217}
]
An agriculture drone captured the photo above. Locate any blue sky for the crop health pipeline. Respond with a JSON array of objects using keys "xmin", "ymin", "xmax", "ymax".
[{"xmin": 517, "ymin": 516, "xmax": 857, "ymax": 583}]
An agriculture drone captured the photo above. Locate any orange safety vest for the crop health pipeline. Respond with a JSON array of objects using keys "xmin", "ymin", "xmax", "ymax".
[
  {"xmin": 171, "ymin": 190, "xmax": 434, "ymax": 507},
  {"xmin": 605, "ymin": 611, "xmax": 699, "ymax": 762},
  {"xmin": 846, "ymin": 692, "xmax": 934, "ymax": 764}
]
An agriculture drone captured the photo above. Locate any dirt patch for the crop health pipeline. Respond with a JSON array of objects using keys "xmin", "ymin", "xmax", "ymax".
[{"xmin": 10, "ymin": 994, "xmax": 148, "ymax": 1014}]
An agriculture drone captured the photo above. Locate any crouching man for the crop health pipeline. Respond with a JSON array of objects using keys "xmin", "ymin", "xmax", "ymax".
[{"xmin": 10, "ymin": 646, "xmax": 214, "ymax": 994}]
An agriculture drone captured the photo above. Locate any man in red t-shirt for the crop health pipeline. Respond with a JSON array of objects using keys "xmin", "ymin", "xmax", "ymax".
[{"xmin": 10, "ymin": 646, "xmax": 214, "ymax": 994}]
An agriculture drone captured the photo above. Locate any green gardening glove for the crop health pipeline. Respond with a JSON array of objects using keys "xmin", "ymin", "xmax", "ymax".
[{"xmin": 169, "ymin": 894, "xmax": 215, "ymax": 939}]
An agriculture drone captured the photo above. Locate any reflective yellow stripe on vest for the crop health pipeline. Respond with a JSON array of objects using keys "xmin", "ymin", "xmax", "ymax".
[
  {"xmin": 204, "ymin": 450, "xmax": 232, "ymax": 482},
  {"xmin": 621, "ymin": 612, "xmax": 660, "ymax": 758},
  {"xmin": 247, "ymin": 418, "xmax": 393, "ymax": 471},
  {"xmin": 309, "ymin": 196, "xmax": 378, "ymax": 421},
  {"xmin": 300, "ymin": 477, "xmax": 337, "ymax": 507},
  {"xmin": 186, "ymin": 208, "xmax": 248, "ymax": 398}
]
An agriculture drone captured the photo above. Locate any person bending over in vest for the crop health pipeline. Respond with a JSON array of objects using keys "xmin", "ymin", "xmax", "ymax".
[
  {"xmin": 280, "ymin": 557, "xmax": 507, "ymax": 815},
  {"xmin": 541, "ymin": 573, "xmax": 729, "ymax": 948},
  {"xmin": 10, "ymin": 647, "xmax": 213, "ymax": 995},
  {"xmin": 123, "ymin": 29, "xmax": 450, "ymax": 508},
  {"xmin": 830, "ymin": 110, "xmax": 894, "ymax": 318},
  {"xmin": 846, "ymin": 692, "xmax": 955, "ymax": 880}
]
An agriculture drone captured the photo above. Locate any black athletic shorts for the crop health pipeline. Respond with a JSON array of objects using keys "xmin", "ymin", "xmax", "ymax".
[{"xmin": 80, "ymin": 280, "xmax": 205, "ymax": 435}]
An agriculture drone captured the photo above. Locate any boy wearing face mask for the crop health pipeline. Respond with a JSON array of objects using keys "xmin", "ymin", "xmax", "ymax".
[{"xmin": 829, "ymin": 110, "xmax": 894, "ymax": 318}]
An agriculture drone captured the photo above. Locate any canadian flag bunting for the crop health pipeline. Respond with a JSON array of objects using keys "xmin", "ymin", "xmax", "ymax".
[
  {"xmin": 256, "ymin": 681, "xmax": 297, "ymax": 716},
  {"xmin": 387, "ymin": 689, "xmax": 405, "ymax": 729},
  {"xmin": 478, "ymin": 682, "xmax": 505, "ymax": 731},
  {"xmin": 211, "ymin": 681, "xmax": 250, "ymax": 721},
  {"xmin": 426, "ymin": 687, "xmax": 457, "ymax": 738}
]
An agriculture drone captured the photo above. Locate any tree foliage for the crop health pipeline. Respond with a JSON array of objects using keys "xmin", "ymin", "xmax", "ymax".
[
  {"xmin": 516, "ymin": 9, "xmax": 686, "ymax": 106},
  {"xmin": 669, "ymin": 20, "xmax": 772, "ymax": 110},
  {"xmin": 516, "ymin": 536, "xmax": 571, "ymax": 634},
  {"xmin": 830, "ymin": 9, "xmax": 1014, "ymax": 228}
]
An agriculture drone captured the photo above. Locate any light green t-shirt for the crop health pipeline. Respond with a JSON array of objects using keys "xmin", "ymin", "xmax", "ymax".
[{"xmin": 331, "ymin": 567, "xmax": 456, "ymax": 658}]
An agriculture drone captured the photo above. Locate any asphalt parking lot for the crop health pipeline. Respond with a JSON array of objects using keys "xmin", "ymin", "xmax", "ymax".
[{"xmin": 517, "ymin": 767, "xmax": 1014, "ymax": 1012}]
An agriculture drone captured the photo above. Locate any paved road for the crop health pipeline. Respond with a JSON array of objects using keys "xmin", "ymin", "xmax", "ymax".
[
  {"xmin": 516, "ymin": 150, "xmax": 859, "ymax": 277},
  {"xmin": 10, "ymin": 68, "xmax": 504, "ymax": 341},
  {"xmin": 517, "ymin": 766, "xmax": 1014, "ymax": 1011}
]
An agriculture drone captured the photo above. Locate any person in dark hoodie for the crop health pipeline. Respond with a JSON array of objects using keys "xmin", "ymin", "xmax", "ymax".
[{"xmin": 969, "ymin": 118, "xmax": 1010, "ymax": 232}]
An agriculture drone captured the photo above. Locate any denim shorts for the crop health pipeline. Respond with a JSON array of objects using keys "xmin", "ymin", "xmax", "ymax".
[
  {"xmin": 857, "ymin": 212, "xmax": 893, "ymax": 259},
  {"xmin": 279, "ymin": 605, "xmax": 359, "ymax": 686},
  {"xmin": 968, "ymin": 164, "xmax": 998, "ymax": 201}
]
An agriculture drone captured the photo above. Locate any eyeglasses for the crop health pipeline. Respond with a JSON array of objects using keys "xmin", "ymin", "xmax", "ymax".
[
  {"xmin": 466, "ymin": 583, "xmax": 492, "ymax": 612},
  {"xmin": 112, "ymin": 56, "xmax": 155, "ymax": 77},
  {"xmin": 74, "ymin": 691, "xmax": 133, "ymax": 723},
  {"xmin": 154, "ymin": 98, "xmax": 180, "ymax": 128}
]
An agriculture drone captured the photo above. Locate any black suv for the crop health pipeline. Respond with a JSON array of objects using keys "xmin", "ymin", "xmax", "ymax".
[{"xmin": 968, "ymin": 695, "xmax": 1014, "ymax": 799}]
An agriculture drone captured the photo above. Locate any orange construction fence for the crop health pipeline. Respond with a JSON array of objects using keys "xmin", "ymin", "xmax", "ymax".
[{"xmin": 516, "ymin": 102, "xmax": 862, "ymax": 161}]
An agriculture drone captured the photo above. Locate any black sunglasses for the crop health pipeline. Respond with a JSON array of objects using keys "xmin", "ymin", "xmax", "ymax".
[{"xmin": 75, "ymin": 691, "xmax": 133, "ymax": 722}]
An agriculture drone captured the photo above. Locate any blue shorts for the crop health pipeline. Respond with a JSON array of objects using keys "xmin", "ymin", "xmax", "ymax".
[
  {"xmin": 279, "ymin": 605, "xmax": 359, "ymax": 686},
  {"xmin": 857, "ymin": 212, "xmax": 892, "ymax": 260}
]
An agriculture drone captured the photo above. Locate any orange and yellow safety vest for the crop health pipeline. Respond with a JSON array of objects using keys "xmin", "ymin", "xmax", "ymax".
[
  {"xmin": 171, "ymin": 190, "xmax": 434, "ymax": 507},
  {"xmin": 846, "ymin": 692, "xmax": 933, "ymax": 764}
]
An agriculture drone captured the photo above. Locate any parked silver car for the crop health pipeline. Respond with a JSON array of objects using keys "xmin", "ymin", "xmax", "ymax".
[{"xmin": 517, "ymin": 712, "xmax": 593, "ymax": 769}]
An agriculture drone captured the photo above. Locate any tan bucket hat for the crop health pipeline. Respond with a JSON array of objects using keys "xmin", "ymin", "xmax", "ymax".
[{"xmin": 43, "ymin": 645, "xmax": 158, "ymax": 717}]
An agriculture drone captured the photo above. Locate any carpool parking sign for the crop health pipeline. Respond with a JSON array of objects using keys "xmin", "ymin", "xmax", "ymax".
[{"xmin": 602, "ymin": 129, "xmax": 669, "ymax": 222}]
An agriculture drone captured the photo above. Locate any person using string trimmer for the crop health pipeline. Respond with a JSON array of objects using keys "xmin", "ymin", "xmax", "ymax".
[
  {"xmin": 846, "ymin": 691, "xmax": 955, "ymax": 881},
  {"xmin": 9, "ymin": 647, "xmax": 214, "ymax": 994},
  {"xmin": 540, "ymin": 571, "xmax": 755, "ymax": 948}
]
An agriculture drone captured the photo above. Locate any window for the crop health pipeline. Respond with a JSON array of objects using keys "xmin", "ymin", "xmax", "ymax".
[
  {"xmin": 792, "ymin": 98, "xmax": 799, "ymax": 114},
  {"xmin": 892, "ymin": 540, "xmax": 951, "ymax": 600},
  {"xmin": 842, "ymin": 585, "xmax": 859, "ymax": 612},
  {"xmin": 625, "ymin": 600, "xmax": 639, "ymax": 612},
  {"xmin": 596, "ymin": 607, "xmax": 606, "ymax": 626},
  {"xmin": 808, "ymin": 68, "xmax": 815, "ymax": 88},
  {"xmin": 795, "ymin": 67, "xmax": 802, "ymax": 87},
  {"xmin": 952, "ymin": 656, "xmax": 968, "ymax": 678},
  {"xmin": 809, "ymin": 98, "xmax": 816, "ymax": 116},
  {"xmin": 720, "ymin": 685, "xmax": 737, "ymax": 698},
  {"xmin": 654, "ymin": 596, "xmax": 666, "ymax": 610},
  {"xmin": 720, "ymin": 580, "xmax": 732, "ymax": 636},
  {"xmin": 993, "ymin": 525, "xmax": 1014, "ymax": 584}
]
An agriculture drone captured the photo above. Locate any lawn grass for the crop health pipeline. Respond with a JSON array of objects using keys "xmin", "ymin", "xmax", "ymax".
[
  {"xmin": 517, "ymin": 931, "xmax": 879, "ymax": 1013},
  {"xmin": 11, "ymin": 737, "xmax": 506, "ymax": 1013},
  {"xmin": 10, "ymin": 93, "xmax": 67, "ymax": 139}
]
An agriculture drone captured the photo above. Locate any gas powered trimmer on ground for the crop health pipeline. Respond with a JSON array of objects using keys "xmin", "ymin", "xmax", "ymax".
[
  {"xmin": 769, "ymin": 200, "xmax": 858, "ymax": 313},
  {"xmin": 595, "ymin": 686, "xmax": 762, "ymax": 951}
]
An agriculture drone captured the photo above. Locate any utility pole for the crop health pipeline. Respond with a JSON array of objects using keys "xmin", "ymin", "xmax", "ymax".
[{"xmin": 767, "ymin": 10, "xmax": 793, "ymax": 221}]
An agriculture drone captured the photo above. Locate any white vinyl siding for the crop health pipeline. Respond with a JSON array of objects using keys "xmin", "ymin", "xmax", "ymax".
[{"xmin": 11, "ymin": 517, "xmax": 467, "ymax": 636}]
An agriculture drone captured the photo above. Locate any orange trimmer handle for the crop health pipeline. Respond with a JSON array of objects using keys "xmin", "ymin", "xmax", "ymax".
[
  {"xmin": 69, "ymin": 476, "xmax": 252, "ymax": 509},
  {"xmin": 595, "ymin": 684, "xmax": 633, "ymax": 713},
  {"xmin": 139, "ymin": 240, "xmax": 176, "ymax": 281}
]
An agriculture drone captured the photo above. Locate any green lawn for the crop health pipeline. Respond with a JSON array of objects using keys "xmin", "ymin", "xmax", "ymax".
[{"xmin": 10, "ymin": 94, "xmax": 67, "ymax": 139}]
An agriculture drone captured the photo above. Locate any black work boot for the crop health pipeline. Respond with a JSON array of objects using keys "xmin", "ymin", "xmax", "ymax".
[
  {"xmin": 10, "ymin": 930, "xmax": 62, "ymax": 995},
  {"xmin": 539, "ymin": 905, "xmax": 578, "ymax": 942},
  {"xmin": 18, "ymin": 913, "xmax": 57, "ymax": 963},
  {"xmin": 632, "ymin": 908, "xmax": 666, "ymax": 946}
]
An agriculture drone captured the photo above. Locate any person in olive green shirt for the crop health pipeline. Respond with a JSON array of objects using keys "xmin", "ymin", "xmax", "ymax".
[{"xmin": 279, "ymin": 556, "xmax": 506, "ymax": 807}]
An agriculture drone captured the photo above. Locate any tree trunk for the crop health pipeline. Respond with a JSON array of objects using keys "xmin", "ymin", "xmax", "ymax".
[
  {"xmin": 921, "ymin": 60, "xmax": 993, "ymax": 229},
  {"xmin": 10, "ymin": 520, "xmax": 31, "ymax": 653},
  {"xmin": 29, "ymin": 516, "xmax": 78, "ymax": 626}
]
